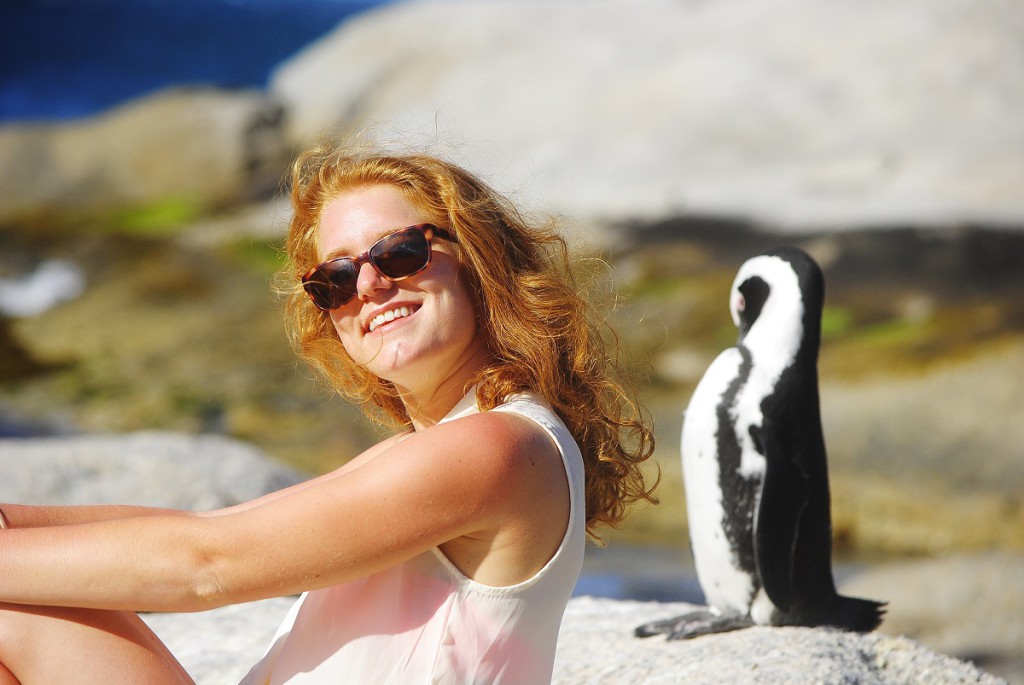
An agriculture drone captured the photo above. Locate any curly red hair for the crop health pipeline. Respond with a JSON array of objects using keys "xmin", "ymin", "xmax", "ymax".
[{"xmin": 280, "ymin": 141, "xmax": 658, "ymax": 538}]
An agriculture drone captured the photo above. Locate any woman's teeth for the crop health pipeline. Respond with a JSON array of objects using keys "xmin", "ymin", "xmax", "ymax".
[{"xmin": 369, "ymin": 306, "xmax": 411, "ymax": 332}]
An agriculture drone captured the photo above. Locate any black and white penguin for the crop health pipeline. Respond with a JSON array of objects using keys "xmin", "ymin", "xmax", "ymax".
[{"xmin": 636, "ymin": 246, "xmax": 885, "ymax": 639}]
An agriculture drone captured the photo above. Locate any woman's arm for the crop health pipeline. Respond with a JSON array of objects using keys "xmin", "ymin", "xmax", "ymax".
[
  {"xmin": 0, "ymin": 412, "xmax": 562, "ymax": 614},
  {"xmin": 0, "ymin": 431, "xmax": 410, "ymax": 528},
  {"xmin": 193, "ymin": 430, "xmax": 410, "ymax": 519}
]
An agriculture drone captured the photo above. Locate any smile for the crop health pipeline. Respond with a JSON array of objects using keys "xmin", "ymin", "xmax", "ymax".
[{"xmin": 368, "ymin": 305, "xmax": 414, "ymax": 333}]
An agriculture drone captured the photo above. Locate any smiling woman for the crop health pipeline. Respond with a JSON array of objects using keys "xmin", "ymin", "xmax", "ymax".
[
  {"xmin": 0, "ymin": 138, "xmax": 657, "ymax": 685},
  {"xmin": 305, "ymin": 185, "xmax": 487, "ymax": 413}
]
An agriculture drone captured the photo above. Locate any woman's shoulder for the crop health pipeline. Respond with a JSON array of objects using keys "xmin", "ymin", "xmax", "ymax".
[
  {"xmin": 433, "ymin": 408, "xmax": 557, "ymax": 466},
  {"xmin": 488, "ymin": 393, "xmax": 578, "ymax": 457}
]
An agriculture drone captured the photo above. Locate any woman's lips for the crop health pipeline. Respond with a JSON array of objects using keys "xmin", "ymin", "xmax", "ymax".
[{"xmin": 368, "ymin": 305, "xmax": 416, "ymax": 332}]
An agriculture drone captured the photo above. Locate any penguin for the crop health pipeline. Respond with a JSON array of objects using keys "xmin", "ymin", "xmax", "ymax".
[{"xmin": 636, "ymin": 246, "xmax": 885, "ymax": 640}]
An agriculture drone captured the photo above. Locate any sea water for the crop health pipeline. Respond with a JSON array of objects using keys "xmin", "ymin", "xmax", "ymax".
[{"xmin": 1, "ymin": 0, "xmax": 396, "ymax": 122}]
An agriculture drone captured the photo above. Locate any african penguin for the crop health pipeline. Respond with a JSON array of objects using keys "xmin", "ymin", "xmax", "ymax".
[{"xmin": 636, "ymin": 246, "xmax": 885, "ymax": 640}]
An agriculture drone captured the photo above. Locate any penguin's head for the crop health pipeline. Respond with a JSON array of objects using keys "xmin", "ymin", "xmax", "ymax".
[
  {"xmin": 732, "ymin": 274, "xmax": 771, "ymax": 338},
  {"xmin": 729, "ymin": 247, "xmax": 824, "ymax": 353}
]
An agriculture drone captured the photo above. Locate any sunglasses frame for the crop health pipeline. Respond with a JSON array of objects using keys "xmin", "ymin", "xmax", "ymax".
[{"xmin": 301, "ymin": 223, "xmax": 454, "ymax": 311}]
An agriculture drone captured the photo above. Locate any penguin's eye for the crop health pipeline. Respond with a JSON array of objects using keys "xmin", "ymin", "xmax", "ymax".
[{"xmin": 736, "ymin": 294, "xmax": 746, "ymax": 312}]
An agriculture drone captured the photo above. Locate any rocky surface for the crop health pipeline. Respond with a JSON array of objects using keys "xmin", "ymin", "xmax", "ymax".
[
  {"xmin": 141, "ymin": 596, "xmax": 1009, "ymax": 685},
  {"xmin": 0, "ymin": 432, "xmax": 306, "ymax": 510},
  {"xmin": 554, "ymin": 598, "xmax": 1006, "ymax": 685},
  {"xmin": 270, "ymin": 0, "xmax": 1024, "ymax": 233},
  {"xmin": 0, "ymin": 87, "xmax": 287, "ymax": 222},
  {"xmin": 2, "ymin": 0, "xmax": 1021, "ymax": 238},
  {"xmin": 141, "ymin": 597, "xmax": 293, "ymax": 685},
  {"xmin": 846, "ymin": 554, "xmax": 1024, "ymax": 684}
]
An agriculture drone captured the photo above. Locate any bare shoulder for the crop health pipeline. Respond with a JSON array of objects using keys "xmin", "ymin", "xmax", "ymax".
[
  {"xmin": 413, "ymin": 410, "xmax": 562, "ymax": 478},
  {"xmin": 408, "ymin": 410, "xmax": 570, "ymax": 583},
  {"xmin": 382, "ymin": 409, "xmax": 568, "ymax": 529},
  {"xmin": 339, "ymin": 409, "xmax": 554, "ymax": 477}
]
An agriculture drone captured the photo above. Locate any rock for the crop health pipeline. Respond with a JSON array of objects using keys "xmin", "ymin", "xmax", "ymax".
[
  {"xmin": 822, "ymin": 338, "xmax": 1024, "ymax": 556},
  {"xmin": 843, "ymin": 553, "xmax": 1024, "ymax": 684},
  {"xmin": 822, "ymin": 338, "xmax": 1024, "ymax": 494},
  {"xmin": 0, "ymin": 431, "xmax": 306, "ymax": 510},
  {"xmin": 0, "ymin": 87, "xmax": 287, "ymax": 223},
  {"xmin": 5, "ymin": 0, "xmax": 1020, "ymax": 242},
  {"xmin": 138, "ymin": 596, "xmax": 1007, "ymax": 685},
  {"xmin": 554, "ymin": 597, "xmax": 1007, "ymax": 685},
  {"xmin": 270, "ymin": 0, "xmax": 1024, "ymax": 233},
  {"xmin": 141, "ymin": 597, "xmax": 295, "ymax": 685}
]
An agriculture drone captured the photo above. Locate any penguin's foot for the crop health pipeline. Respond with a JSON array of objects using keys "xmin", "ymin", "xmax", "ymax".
[{"xmin": 634, "ymin": 609, "xmax": 754, "ymax": 640}]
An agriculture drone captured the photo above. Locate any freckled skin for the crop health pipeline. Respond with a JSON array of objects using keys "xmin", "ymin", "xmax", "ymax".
[{"xmin": 317, "ymin": 186, "xmax": 489, "ymax": 403}]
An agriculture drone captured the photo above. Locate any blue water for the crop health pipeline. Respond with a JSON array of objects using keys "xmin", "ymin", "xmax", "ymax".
[
  {"xmin": 0, "ymin": 0, "xmax": 396, "ymax": 123},
  {"xmin": 575, "ymin": 544, "xmax": 705, "ymax": 603}
]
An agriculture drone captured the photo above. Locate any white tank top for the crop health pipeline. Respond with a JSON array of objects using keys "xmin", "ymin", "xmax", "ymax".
[{"xmin": 238, "ymin": 390, "xmax": 586, "ymax": 685}]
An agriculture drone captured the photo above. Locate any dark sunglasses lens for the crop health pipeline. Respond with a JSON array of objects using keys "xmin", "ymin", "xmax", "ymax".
[
  {"xmin": 303, "ymin": 280, "xmax": 339, "ymax": 310},
  {"xmin": 371, "ymin": 229, "xmax": 430, "ymax": 278},
  {"xmin": 305, "ymin": 259, "xmax": 359, "ymax": 310}
]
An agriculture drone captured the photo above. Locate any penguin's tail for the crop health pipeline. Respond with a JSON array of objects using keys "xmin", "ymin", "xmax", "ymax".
[{"xmin": 832, "ymin": 594, "xmax": 887, "ymax": 632}]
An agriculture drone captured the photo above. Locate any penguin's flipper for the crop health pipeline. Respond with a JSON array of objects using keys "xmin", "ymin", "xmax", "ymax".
[
  {"xmin": 635, "ymin": 610, "xmax": 753, "ymax": 640},
  {"xmin": 751, "ymin": 419, "xmax": 809, "ymax": 613}
]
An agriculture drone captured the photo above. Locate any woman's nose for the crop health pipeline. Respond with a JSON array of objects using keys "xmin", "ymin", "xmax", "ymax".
[{"xmin": 355, "ymin": 261, "xmax": 391, "ymax": 300}]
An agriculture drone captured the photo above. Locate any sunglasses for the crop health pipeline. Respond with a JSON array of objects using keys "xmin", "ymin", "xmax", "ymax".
[{"xmin": 301, "ymin": 223, "xmax": 455, "ymax": 311}]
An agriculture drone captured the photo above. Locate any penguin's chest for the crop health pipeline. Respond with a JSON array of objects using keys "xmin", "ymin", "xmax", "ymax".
[{"xmin": 682, "ymin": 349, "xmax": 768, "ymax": 612}]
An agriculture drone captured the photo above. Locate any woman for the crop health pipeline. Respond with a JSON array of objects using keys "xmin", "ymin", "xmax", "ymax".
[{"xmin": 0, "ymin": 143, "xmax": 657, "ymax": 684}]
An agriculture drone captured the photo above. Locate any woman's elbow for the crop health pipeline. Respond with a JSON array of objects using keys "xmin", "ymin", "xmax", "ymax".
[
  {"xmin": 182, "ymin": 541, "xmax": 275, "ymax": 611},
  {"xmin": 185, "ymin": 558, "xmax": 231, "ymax": 611},
  {"xmin": 153, "ymin": 536, "xmax": 241, "ymax": 612}
]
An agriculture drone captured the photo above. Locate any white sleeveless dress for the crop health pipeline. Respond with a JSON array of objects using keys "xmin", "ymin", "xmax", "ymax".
[{"xmin": 238, "ymin": 389, "xmax": 586, "ymax": 685}]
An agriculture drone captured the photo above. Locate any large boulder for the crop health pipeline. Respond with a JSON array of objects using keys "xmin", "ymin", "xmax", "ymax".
[
  {"xmin": 553, "ymin": 597, "xmax": 1006, "ymax": 685},
  {"xmin": 0, "ymin": 87, "xmax": 287, "ymax": 223},
  {"xmin": 270, "ymin": 0, "xmax": 1024, "ymax": 231},
  {"xmin": 844, "ymin": 553, "xmax": 1024, "ymax": 683},
  {"xmin": 0, "ymin": 431, "xmax": 305, "ymax": 510},
  {"xmin": 140, "ymin": 596, "xmax": 1008, "ymax": 685}
]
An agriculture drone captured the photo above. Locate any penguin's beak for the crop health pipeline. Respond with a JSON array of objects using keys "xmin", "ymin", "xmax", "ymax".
[{"xmin": 730, "ymin": 293, "xmax": 744, "ymax": 329}]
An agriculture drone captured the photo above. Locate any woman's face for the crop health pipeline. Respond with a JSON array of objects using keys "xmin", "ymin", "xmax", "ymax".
[{"xmin": 316, "ymin": 184, "xmax": 486, "ymax": 392}]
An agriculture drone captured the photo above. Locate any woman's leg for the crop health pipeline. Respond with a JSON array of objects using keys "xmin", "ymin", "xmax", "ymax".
[
  {"xmin": 0, "ymin": 603, "xmax": 193, "ymax": 685},
  {"xmin": 0, "ymin": 661, "xmax": 17, "ymax": 685}
]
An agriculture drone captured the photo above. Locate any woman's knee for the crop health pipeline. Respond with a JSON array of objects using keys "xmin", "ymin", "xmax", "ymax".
[
  {"xmin": 0, "ymin": 603, "xmax": 32, "ymax": 661},
  {"xmin": 0, "ymin": 611, "xmax": 19, "ymax": 685}
]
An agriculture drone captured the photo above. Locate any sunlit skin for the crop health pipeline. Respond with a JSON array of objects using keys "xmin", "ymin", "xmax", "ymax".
[{"xmin": 318, "ymin": 185, "xmax": 492, "ymax": 429}]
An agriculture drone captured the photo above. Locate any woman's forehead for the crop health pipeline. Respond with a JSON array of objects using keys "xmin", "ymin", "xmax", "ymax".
[{"xmin": 316, "ymin": 186, "xmax": 425, "ymax": 259}]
